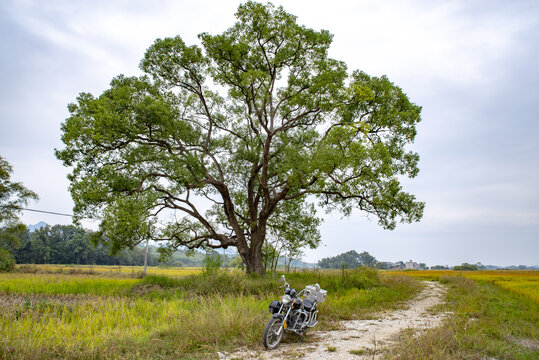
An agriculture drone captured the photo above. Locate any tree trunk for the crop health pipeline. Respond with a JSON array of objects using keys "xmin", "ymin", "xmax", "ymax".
[
  {"xmin": 239, "ymin": 236, "xmax": 266, "ymax": 276},
  {"xmin": 245, "ymin": 256, "xmax": 264, "ymax": 275},
  {"xmin": 235, "ymin": 217, "xmax": 268, "ymax": 275},
  {"xmin": 244, "ymin": 248, "xmax": 264, "ymax": 275}
]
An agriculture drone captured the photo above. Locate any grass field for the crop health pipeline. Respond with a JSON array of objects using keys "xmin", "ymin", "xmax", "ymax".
[
  {"xmin": 384, "ymin": 270, "xmax": 539, "ymax": 359},
  {"xmin": 3, "ymin": 267, "xmax": 537, "ymax": 359},
  {"xmin": 0, "ymin": 266, "xmax": 421, "ymax": 360},
  {"xmin": 15, "ymin": 264, "xmax": 203, "ymax": 277},
  {"xmin": 384, "ymin": 269, "xmax": 539, "ymax": 304},
  {"xmin": 0, "ymin": 273, "xmax": 138, "ymax": 296}
]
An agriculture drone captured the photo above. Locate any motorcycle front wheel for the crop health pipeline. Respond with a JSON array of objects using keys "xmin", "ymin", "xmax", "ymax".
[{"xmin": 262, "ymin": 317, "xmax": 284, "ymax": 349}]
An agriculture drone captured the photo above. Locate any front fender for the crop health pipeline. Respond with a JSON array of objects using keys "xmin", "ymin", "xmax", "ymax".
[{"xmin": 272, "ymin": 313, "xmax": 284, "ymax": 320}]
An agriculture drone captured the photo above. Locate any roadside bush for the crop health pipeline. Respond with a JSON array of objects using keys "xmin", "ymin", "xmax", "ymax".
[
  {"xmin": 178, "ymin": 272, "xmax": 279, "ymax": 296},
  {"xmin": 0, "ymin": 248, "xmax": 15, "ymax": 272},
  {"xmin": 202, "ymin": 251, "xmax": 222, "ymax": 275},
  {"xmin": 285, "ymin": 266, "xmax": 381, "ymax": 293},
  {"xmin": 140, "ymin": 267, "xmax": 383, "ymax": 298},
  {"xmin": 141, "ymin": 275, "xmax": 181, "ymax": 288}
]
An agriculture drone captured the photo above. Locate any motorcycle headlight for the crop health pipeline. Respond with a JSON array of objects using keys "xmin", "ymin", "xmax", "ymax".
[{"xmin": 281, "ymin": 294, "xmax": 292, "ymax": 305}]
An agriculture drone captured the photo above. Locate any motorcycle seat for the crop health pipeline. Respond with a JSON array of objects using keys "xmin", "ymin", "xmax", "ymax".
[{"xmin": 303, "ymin": 298, "xmax": 316, "ymax": 311}]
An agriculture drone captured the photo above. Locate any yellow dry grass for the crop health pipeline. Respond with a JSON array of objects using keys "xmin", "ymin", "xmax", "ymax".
[
  {"xmin": 0, "ymin": 267, "xmax": 422, "ymax": 359},
  {"xmin": 16, "ymin": 264, "xmax": 202, "ymax": 277},
  {"xmin": 0, "ymin": 273, "xmax": 138, "ymax": 295},
  {"xmin": 383, "ymin": 269, "xmax": 539, "ymax": 304}
]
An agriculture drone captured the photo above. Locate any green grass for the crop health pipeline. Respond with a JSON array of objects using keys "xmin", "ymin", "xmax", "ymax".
[
  {"xmin": 0, "ymin": 295, "xmax": 268, "ymax": 360},
  {"xmin": 386, "ymin": 276, "xmax": 539, "ymax": 359},
  {"xmin": 139, "ymin": 266, "xmax": 384, "ymax": 296},
  {"xmin": 384, "ymin": 269, "xmax": 539, "ymax": 304},
  {"xmin": 321, "ymin": 275, "xmax": 421, "ymax": 321},
  {"xmin": 0, "ymin": 268, "xmax": 421, "ymax": 360},
  {"xmin": 350, "ymin": 349, "xmax": 366, "ymax": 355},
  {"xmin": 0, "ymin": 273, "xmax": 139, "ymax": 296}
]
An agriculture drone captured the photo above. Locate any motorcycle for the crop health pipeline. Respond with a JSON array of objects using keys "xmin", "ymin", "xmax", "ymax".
[{"xmin": 262, "ymin": 275, "xmax": 327, "ymax": 349}]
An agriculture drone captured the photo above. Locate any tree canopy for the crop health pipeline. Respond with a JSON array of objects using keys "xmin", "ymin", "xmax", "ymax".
[
  {"xmin": 56, "ymin": 1, "xmax": 423, "ymax": 274},
  {"xmin": 0, "ymin": 155, "xmax": 38, "ymax": 270},
  {"xmin": 0, "ymin": 155, "xmax": 38, "ymax": 228}
]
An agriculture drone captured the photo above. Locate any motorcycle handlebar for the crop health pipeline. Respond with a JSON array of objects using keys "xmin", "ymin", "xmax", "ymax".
[{"xmin": 280, "ymin": 274, "xmax": 289, "ymax": 289}]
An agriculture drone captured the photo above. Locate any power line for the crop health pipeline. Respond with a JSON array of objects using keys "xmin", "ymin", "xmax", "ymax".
[{"xmin": 10, "ymin": 207, "xmax": 74, "ymax": 218}]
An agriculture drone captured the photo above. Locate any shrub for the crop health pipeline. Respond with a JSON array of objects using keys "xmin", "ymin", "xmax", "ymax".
[
  {"xmin": 320, "ymin": 266, "xmax": 381, "ymax": 292},
  {"xmin": 15, "ymin": 264, "xmax": 40, "ymax": 273},
  {"xmin": 0, "ymin": 248, "xmax": 15, "ymax": 272},
  {"xmin": 141, "ymin": 275, "xmax": 180, "ymax": 288},
  {"xmin": 203, "ymin": 251, "xmax": 223, "ymax": 275}
]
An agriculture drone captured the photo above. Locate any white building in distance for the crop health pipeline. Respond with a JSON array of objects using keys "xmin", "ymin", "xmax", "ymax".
[{"xmin": 405, "ymin": 260, "xmax": 416, "ymax": 270}]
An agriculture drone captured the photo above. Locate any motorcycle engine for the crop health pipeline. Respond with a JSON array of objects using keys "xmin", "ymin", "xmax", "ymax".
[{"xmin": 288, "ymin": 310, "xmax": 307, "ymax": 330}]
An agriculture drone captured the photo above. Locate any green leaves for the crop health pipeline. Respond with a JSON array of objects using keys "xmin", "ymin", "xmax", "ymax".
[
  {"xmin": 57, "ymin": 2, "xmax": 424, "ymax": 273},
  {"xmin": 97, "ymin": 194, "xmax": 156, "ymax": 254},
  {"xmin": 141, "ymin": 36, "xmax": 208, "ymax": 91},
  {"xmin": 0, "ymin": 155, "xmax": 37, "ymax": 271},
  {"xmin": 0, "ymin": 155, "xmax": 38, "ymax": 227},
  {"xmin": 306, "ymin": 70, "xmax": 424, "ymax": 229},
  {"xmin": 345, "ymin": 71, "xmax": 422, "ymax": 143}
]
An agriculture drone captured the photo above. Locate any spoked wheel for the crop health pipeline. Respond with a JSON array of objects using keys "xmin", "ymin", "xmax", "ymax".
[{"xmin": 262, "ymin": 317, "xmax": 284, "ymax": 349}]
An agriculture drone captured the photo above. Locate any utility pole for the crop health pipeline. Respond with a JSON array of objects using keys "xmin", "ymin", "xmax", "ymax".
[{"xmin": 143, "ymin": 238, "xmax": 149, "ymax": 277}]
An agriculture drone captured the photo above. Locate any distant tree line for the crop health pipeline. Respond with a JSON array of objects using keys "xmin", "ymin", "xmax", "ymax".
[
  {"xmin": 3, "ymin": 224, "xmax": 244, "ymax": 268},
  {"xmin": 318, "ymin": 250, "xmax": 432, "ymax": 270},
  {"xmin": 431, "ymin": 265, "xmax": 450, "ymax": 270},
  {"xmin": 318, "ymin": 250, "xmax": 377, "ymax": 269},
  {"xmin": 453, "ymin": 262, "xmax": 480, "ymax": 271},
  {"xmin": 8, "ymin": 225, "xmax": 159, "ymax": 266}
]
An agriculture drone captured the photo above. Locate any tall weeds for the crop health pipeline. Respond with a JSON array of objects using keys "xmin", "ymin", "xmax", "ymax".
[
  {"xmin": 0, "ymin": 267, "xmax": 421, "ymax": 359},
  {"xmin": 386, "ymin": 276, "xmax": 539, "ymax": 359}
]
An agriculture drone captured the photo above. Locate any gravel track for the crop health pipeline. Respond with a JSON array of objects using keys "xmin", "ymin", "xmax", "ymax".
[{"xmin": 223, "ymin": 281, "xmax": 449, "ymax": 360}]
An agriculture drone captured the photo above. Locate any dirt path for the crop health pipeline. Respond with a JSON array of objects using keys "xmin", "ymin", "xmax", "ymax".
[{"xmin": 223, "ymin": 281, "xmax": 449, "ymax": 360}]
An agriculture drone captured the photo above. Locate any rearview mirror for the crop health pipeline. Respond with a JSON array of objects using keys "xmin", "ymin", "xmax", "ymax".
[{"xmin": 280, "ymin": 274, "xmax": 289, "ymax": 288}]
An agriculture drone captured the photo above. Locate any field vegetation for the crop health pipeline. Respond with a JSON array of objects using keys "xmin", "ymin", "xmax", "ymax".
[
  {"xmin": 5, "ymin": 267, "xmax": 536, "ymax": 359},
  {"xmin": 385, "ymin": 269, "xmax": 539, "ymax": 304},
  {"xmin": 0, "ymin": 273, "xmax": 138, "ymax": 296},
  {"xmin": 384, "ymin": 270, "xmax": 539, "ymax": 359},
  {"xmin": 0, "ymin": 266, "xmax": 420, "ymax": 359},
  {"xmin": 14, "ymin": 264, "xmax": 203, "ymax": 278}
]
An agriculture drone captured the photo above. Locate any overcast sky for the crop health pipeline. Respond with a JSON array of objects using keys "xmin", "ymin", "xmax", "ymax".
[{"xmin": 1, "ymin": 0, "xmax": 538, "ymax": 266}]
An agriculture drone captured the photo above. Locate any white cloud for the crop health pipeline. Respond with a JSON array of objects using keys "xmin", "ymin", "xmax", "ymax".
[
  {"xmin": 278, "ymin": 0, "xmax": 536, "ymax": 94},
  {"xmin": 1, "ymin": 0, "xmax": 538, "ymax": 266},
  {"xmin": 3, "ymin": 0, "xmax": 239, "ymax": 76},
  {"xmin": 5, "ymin": 8, "xmax": 122, "ymax": 70}
]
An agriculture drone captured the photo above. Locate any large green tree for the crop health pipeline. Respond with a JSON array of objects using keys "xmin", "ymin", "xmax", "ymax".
[
  {"xmin": 0, "ymin": 155, "xmax": 38, "ymax": 271},
  {"xmin": 56, "ymin": 2, "xmax": 423, "ymax": 275}
]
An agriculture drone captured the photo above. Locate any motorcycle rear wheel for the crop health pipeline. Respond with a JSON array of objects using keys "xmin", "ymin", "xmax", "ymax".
[{"xmin": 262, "ymin": 317, "xmax": 284, "ymax": 349}]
